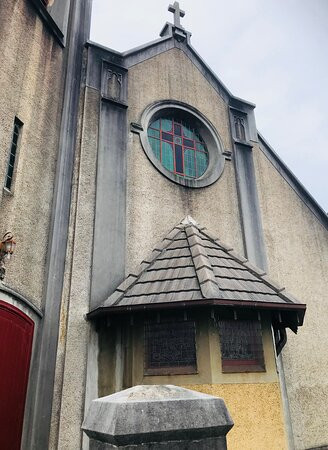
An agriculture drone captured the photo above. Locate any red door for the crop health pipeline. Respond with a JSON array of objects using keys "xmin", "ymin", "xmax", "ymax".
[{"xmin": 0, "ymin": 300, "xmax": 34, "ymax": 450}]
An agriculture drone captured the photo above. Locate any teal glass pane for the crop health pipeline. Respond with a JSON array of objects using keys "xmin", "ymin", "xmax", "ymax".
[
  {"xmin": 182, "ymin": 125, "xmax": 193, "ymax": 139},
  {"xmin": 149, "ymin": 137, "xmax": 161, "ymax": 160},
  {"xmin": 151, "ymin": 119, "xmax": 160, "ymax": 129},
  {"xmin": 161, "ymin": 141, "xmax": 174, "ymax": 171},
  {"xmin": 161, "ymin": 118, "xmax": 173, "ymax": 132},
  {"xmin": 196, "ymin": 151, "xmax": 209, "ymax": 176},
  {"xmin": 196, "ymin": 142, "xmax": 205, "ymax": 151},
  {"xmin": 148, "ymin": 128, "xmax": 160, "ymax": 138},
  {"xmin": 184, "ymin": 149, "xmax": 196, "ymax": 178}
]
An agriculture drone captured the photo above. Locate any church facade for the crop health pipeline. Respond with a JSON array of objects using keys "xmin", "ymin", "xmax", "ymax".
[{"xmin": 0, "ymin": 1, "xmax": 327, "ymax": 449}]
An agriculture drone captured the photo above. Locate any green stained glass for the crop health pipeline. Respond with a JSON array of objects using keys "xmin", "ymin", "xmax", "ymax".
[
  {"xmin": 151, "ymin": 119, "xmax": 160, "ymax": 129},
  {"xmin": 161, "ymin": 141, "xmax": 174, "ymax": 171},
  {"xmin": 147, "ymin": 116, "xmax": 209, "ymax": 179},
  {"xmin": 184, "ymin": 149, "xmax": 196, "ymax": 178},
  {"xmin": 148, "ymin": 128, "xmax": 160, "ymax": 139},
  {"xmin": 196, "ymin": 151, "xmax": 208, "ymax": 177},
  {"xmin": 161, "ymin": 118, "xmax": 173, "ymax": 132},
  {"xmin": 149, "ymin": 137, "xmax": 161, "ymax": 160},
  {"xmin": 182, "ymin": 125, "xmax": 193, "ymax": 139}
]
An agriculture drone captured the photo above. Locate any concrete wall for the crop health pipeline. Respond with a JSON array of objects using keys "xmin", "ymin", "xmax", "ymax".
[
  {"xmin": 254, "ymin": 144, "xmax": 328, "ymax": 449},
  {"xmin": 49, "ymin": 85, "xmax": 99, "ymax": 449},
  {"xmin": 0, "ymin": 0, "xmax": 65, "ymax": 308},
  {"xmin": 127, "ymin": 48, "xmax": 244, "ymax": 275}
]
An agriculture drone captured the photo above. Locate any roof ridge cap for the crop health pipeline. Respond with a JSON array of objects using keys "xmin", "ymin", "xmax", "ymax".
[{"xmin": 185, "ymin": 225, "xmax": 220, "ymax": 299}]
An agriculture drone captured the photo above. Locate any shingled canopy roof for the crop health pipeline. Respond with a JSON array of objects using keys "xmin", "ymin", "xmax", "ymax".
[{"xmin": 88, "ymin": 217, "xmax": 306, "ymax": 331}]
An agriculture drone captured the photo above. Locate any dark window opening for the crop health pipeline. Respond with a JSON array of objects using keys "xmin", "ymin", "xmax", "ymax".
[
  {"xmin": 218, "ymin": 319, "xmax": 265, "ymax": 372},
  {"xmin": 144, "ymin": 320, "xmax": 197, "ymax": 375},
  {"xmin": 5, "ymin": 118, "xmax": 23, "ymax": 192}
]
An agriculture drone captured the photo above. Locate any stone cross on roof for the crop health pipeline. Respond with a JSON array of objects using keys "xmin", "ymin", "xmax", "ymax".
[{"xmin": 168, "ymin": 1, "xmax": 185, "ymax": 28}]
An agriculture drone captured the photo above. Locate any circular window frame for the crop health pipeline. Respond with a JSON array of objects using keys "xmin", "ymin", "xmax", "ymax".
[{"xmin": 139, "ymin": 100, "xmax": 225, "ymax": 188}]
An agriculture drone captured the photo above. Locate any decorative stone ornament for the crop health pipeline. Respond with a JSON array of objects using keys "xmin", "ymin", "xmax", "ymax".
[
  {"xmin": 82, "ymin": 385, "xmax": 234, "ymax": 449},
  {"xmin": 0, "ymin": 232, "xmax": 16, "ymax": 281},
  {"xmin": 137, "ymin": 101, "xmax": 225, "ymax": 188}
]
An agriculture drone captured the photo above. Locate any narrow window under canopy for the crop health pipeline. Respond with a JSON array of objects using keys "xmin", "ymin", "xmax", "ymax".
[
  {"xmin": 218, "ymin": 319, "xmax": 265, "ymax": 373},
  {"xmin": 144, "ymin": 320, "xmax": 197, "ymax": 375}
]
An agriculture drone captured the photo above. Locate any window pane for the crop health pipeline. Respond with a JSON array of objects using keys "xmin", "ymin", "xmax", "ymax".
[
  {"xmin": 162, "ymin": 142, "xmax": 174, "ymax": 171},
  {"xmin": 148, "ymin": 128, "xmax": 160, "ymax": 139},
  {"xmin": 145, "ymin": 321, "xmax": 197, "ymax": 375},
  {"xmin": 182, "ymin": 125, "xmax": 193, "ymax": 139},
  {"xmin": 162, "ymin": 132, "xmax": 173, "ymax": 142},
  {"xmin": 151, "ymin": 119, "xmax": 160, "ymax": 130},
  {"xmin": 149, "ymin": 137, "xmax": 161, "ymax": 160},
  {"xmin": 175, "ymin": 145, "xmax": 183, "ymax": 173},
  {"xmin": 183, "ymin": 138, "xmax": 194, "ymax": 148},
  {"xmin": 184, "ymin": 149, "xmax": 196, "ymax": 178},
  {"xmin": 218, "ymin": 319, "xmax": 265, "ymax": 372},
  {"xmin": 196, "ymin": 142, "xmax": 205, "ymax": 151},
  {"xmin": 174, "ymin": 123, "xmax": 181, "ymax": 136},
  {"xmin": 7, "ymin": 165, "xmax": 14, "ymax": 179},
  {"xmin": 161, "ymin": 118, "xmax": 172, "ymax": 132},
  {"xmin": 196, "ymin": 151, "xmax": 208, "ymax": 177}
]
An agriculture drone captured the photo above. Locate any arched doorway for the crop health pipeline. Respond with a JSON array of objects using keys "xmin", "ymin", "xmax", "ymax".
[{"xmin": 0, "ymin": 300, "xmax": 34, "ymax": 450}]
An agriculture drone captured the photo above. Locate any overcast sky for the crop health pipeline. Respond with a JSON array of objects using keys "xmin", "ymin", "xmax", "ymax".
[{"xmin": 91, "ymin": 0, "xmax": 328, "ymax": 211}]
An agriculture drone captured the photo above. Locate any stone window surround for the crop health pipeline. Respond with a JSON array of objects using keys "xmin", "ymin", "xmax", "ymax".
[{"xmin": 139, "ymin": 100, "xmax": 225, "ymax": 188}]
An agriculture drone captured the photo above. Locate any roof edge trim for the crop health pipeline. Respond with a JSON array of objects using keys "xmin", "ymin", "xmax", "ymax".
[{"xmin": 87, "ymin": 298, "xmax": 306, "ymax": 320}]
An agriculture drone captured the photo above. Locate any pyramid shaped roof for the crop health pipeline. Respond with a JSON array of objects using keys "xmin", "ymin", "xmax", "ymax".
[{"xmin": 88, "ymin": 217, "xmax": 305, "ymax": 330}]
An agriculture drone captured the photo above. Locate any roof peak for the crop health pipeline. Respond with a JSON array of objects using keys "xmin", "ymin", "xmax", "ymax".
[{"xmin": 181, "ymin": 215, "xmax": 199, "ymax": 226}]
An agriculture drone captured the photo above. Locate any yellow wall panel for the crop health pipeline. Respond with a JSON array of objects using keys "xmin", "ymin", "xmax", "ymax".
[{"xmin": 183, "ymin": 383, "xmax": 287, "ymax": 450}]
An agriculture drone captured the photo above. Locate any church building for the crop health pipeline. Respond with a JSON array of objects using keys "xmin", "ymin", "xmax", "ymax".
[{"xmin": 0, "ymin": 1, "xmax": 327, "ymax": 449}]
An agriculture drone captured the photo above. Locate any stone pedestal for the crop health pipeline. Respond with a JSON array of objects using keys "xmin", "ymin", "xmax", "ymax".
[{"xmin": 82, "ymin": 385, "xmax": 234, "ymax": 449}]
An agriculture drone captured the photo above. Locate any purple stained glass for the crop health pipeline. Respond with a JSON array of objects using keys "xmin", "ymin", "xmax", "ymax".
[
  {"xmin": 175, "ymin": 145, "xmax": 183, "ymax": 173},
  {"xmin": 183, "ymin": 138, "xmax": 194, "ymax": 148},
  {"xmin": 162, "ymin": 132, "xmax": 173, "ymax": 142}
]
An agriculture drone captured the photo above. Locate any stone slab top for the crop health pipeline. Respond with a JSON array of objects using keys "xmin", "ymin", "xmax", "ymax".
[{"xmin": 82, "ymin": 385, "xmax": 234, "ymax": 447}]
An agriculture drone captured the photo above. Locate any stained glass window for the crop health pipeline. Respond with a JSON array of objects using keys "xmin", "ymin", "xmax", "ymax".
[
  {"xmin": 144, "ymin": 321, "xmax": 197, "ymax": 375},
  {"xmin": 218, "ymin": 319, "xmax": 265, "ymax": 372},
  {"xmin": 147, "ymin": 118, "xmax": 209, "ymax": 179}
]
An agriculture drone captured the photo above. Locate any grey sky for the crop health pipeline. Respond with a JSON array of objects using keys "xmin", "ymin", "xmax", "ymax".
[{"xmin": 91, "ymin": 0, "xmax": 328, "ymax": 211}]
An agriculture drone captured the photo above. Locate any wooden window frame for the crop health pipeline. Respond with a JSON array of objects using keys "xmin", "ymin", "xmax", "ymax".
[{"xmin": 144, "ymin": 320, "xmax": 198, "ymax": 376}]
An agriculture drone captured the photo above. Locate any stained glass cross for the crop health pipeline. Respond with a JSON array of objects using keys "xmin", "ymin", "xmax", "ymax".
[{"xmin": 168, "ymin": 2, "xmax": 185, "ymax": 28}]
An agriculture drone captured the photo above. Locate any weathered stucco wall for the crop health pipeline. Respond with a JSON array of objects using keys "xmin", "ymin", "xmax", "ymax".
[
  {"xmin": 0, "ymin": 0, "xmax": 65, "ymax": 308},
  {"xmin": 185, "ymin": 383, "xmax": 287, "ymax": 450},
  {"xmin": 49, "ymin": 85, "xmax": 99, "ymax": 449},
  {"xmin": 127, "ymin": 48, "xmax": 244, "ymax": 274},
  {"xmin": 254, "ymin": 144, "xmax": 328, "ymax": 449}
]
